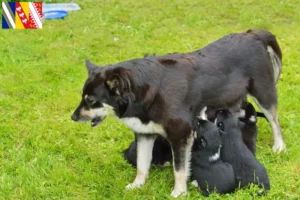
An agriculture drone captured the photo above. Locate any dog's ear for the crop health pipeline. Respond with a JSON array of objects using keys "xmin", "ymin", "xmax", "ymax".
[
  {"xmin": 199, "ymin": 107, "xmax": 208, "ymax": 120},
  {"xmin": 105, "ymin": 74, "xmax": 122, "ymax": 95},
  {"xmin": 85, "ymin": 59, "xmax": 99, "ymax": 75},
  {"xmin": 238, "ymin": 121, "xmax": 245, "ymax": 129}
]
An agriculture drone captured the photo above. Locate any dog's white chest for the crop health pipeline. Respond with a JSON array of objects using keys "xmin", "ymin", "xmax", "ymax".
[
  {"xmin": 209, "ymin": 145, "xmax": 222, "ymax": 162},
  {"xmin": 121, "ymin": 117, "xmax": 166, "ymax": 136}
]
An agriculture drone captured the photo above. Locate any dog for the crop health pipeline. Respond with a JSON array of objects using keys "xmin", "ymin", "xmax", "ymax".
[
  {"xmin": 191, "ymin": 118, "xmax": 237, "ymax": 196},
  {"xmin": 216, "ymin": 109, "xmax": 270, "ymax": 191},
  {"xmin": 123, "ymin": 134, "xmax": 172, "ymax": 167},
  {"xmin": 238, "ymin": 101, "xmax": 266, "ymax": 154},
  {"xmin": 71, "ymin": 29, "xmax": 283, "ymax": 197}
]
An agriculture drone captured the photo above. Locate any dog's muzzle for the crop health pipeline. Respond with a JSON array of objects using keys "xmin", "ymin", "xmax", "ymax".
[
  {"xmin": 71, "ymin": 113, "xmax": 104, "ymax": 127},
  {"xmin": 71, "ymin": 113, "xmax": 79, "ymax": 121},
  {"xmin": 91, "ymin": 117, "xmax": 103, "ymax": 127}
]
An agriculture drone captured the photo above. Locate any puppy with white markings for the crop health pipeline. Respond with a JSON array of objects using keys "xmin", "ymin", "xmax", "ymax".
[
  {"xmin": 238, "ymin": 101, "xmax": 266, "ymax": 154},
  {"xmin": 216, "ymin": 110, "xmax": 270, "ymax": 192},
  {"xmin": 191, "ymin": 118, "xmax": 237, "ymax": 196},
  {"xmin": 206, "ymin": 101, "xmax": 267, "ymax": 154}
]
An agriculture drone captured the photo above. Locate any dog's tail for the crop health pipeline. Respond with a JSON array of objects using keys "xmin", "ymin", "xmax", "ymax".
[{"xmin": 247, "ymin": 29, "xmax": 282, "ymax": 83}]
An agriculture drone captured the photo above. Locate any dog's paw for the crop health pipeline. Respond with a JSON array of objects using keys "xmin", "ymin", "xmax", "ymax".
[
  {"xmin": 272, "ymin": 141, "xmax": 286, "ymax": 153},
  {"xmin": 125, "ymin": 182, "xmax": 143, "ymax": 190},
  {"xmin": 162, "ymin": 161, "xmax": 171, "ymax": 167},
  {"xmin": 170, "ymin": 188, "xmax": 187, "ymax": 198},
  {"xmin": 191, "ymin": 180, "xmax": 198, "ymax": 187}
]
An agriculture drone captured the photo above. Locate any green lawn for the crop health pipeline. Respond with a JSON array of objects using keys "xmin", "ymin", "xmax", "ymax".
[{"xmin": 1, "ymin": 0, "xmax": 300, "ymax": 199}]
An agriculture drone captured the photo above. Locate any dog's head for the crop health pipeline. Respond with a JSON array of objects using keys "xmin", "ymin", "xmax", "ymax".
[
  {"xmin": 71, "ymin": 60, "xmax": 134, "ymax": 127},
  {"xmin": 215, "ymin": 109, "xmax": 245, "ymax": 133},
  {"xmin": 193, "ymin": 119, "xmax": 222, "ymax": 150},
  {"xmin": 238, "ymin": 101, "xmax": 257, "ymax": 124}
]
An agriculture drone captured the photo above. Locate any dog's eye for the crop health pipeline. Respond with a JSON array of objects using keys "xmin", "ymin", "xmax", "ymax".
[
  {"xmin": 217, "ymin": 122, "xmax": 225, "ymax": 131},
  {"xmin": 85, "ymin": 97, "xmax": 96, "ymax": 105}
]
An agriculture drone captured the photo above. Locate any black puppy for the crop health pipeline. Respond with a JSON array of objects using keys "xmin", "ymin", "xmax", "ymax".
[
  {"xmin": 123, "ymin": 135, "xmax": 172, "ymax": 167},
  {"xmin": 191, "ymin": 119, "xmax": 237, "ymax": 196},
  {"xmin": 216, "ymin": 110, "xmax": 270, "ymax": 192},
  {"xmin": 238, "ymin": 101, "xmax": 264, "ymax": 154},
  {"xmin": 207, "ymin": 101, "xmax": 266, "ymax": 154}
]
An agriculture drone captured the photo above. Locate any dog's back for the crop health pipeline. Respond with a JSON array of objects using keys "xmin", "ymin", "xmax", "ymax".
[
  {"xmin": 191, "ymin": 119, "xmax": 237, "ymax": 196},
  {"xmin": 216, "ymin": 110, "xmax": 270, "ymax": 191}
]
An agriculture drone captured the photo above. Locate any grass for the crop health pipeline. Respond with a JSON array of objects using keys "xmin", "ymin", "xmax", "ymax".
[{"xmin": 0, "ymin": 0, "xmax": 300, "ymax": 199}]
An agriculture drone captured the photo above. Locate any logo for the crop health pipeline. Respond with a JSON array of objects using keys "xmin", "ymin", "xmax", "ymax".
[{"xmin": 2, "ymin": 2, "xmax": 42, "ymax": 29}]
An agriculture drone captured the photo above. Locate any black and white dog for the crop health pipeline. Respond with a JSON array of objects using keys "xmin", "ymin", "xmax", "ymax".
[
  {"xmin": 71, "ymin": 29, "xmax": 284, "ymax": 197},
  {"xmin": 238, "ymin": 101, "xmax": 265, "ymax": 154},
  {"xmin": 191, "ymin": 118, "xmax": 237, "ymax": 196},
  {"xmin": 216, "ymin": 110, "xmax": 270, "ymax": 191}
]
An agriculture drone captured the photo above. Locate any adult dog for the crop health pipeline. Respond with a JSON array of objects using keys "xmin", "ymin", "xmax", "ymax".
[{"xmin": 71, "ymin": 29, "xmax": 284, "ymax": 197}]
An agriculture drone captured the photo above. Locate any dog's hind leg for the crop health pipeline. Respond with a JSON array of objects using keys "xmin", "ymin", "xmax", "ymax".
[
  {"xmin": 125, "ymin": 134, "xmax": 156, "ymax": 189},
  {"xmin": 249, "ymin": 84, "xmax": 286, "ymax": 152},
  {"xmin": 255, "ymin": 102, "xmax": 285, "ymax": 152}
]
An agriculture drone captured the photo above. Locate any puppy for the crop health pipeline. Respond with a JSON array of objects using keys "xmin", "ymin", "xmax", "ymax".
[
  {"xmin": 123, "ymin": 135, "xmax": 172, "ymax": 167},
  {"xmin": 216, "ymin": 110, "xmax": 270, "ymax": 191},
  {"xmin": 238, "ymin": 101, "xmax": 261, "ymax": 154},
  {"xmin": 207, "ymin": 101, "xmax": 266, "ymax": 154},
  {"xmin": 191, "ymin": 119, "xmax": 237, "ymax": 196}
]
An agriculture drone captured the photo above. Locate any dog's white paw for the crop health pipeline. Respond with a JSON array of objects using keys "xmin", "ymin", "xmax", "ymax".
[
  {"xmin": 162, "ymin": 161, "xmax": 171, "ymax": 167},
  {"xmin": 170, "ymin": 188, "xmax": 187, "ymax": 198},
  {"xmin": 272, "ymin": 141, "xmax": 286, "ymax": 153},
  {"xmin": 191, "ymin": 180, "xmax": 198, "ymax": 187},
  {"xmin": 125, "ymin": 182, "xmax": 143, "ymax": 190}
]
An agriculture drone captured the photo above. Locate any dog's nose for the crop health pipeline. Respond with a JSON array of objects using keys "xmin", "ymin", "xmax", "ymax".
[{"xmin": 71, "ymin": 113, "xmax": 78, "ymax": 121}]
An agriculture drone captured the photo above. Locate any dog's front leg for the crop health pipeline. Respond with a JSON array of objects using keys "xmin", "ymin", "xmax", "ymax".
[
  {"xmin": 126, "ymin": 134, "xmax": 156, "ymax": 189},
  {"xmin": 170, "ymin": 133, "xmax": 194, "ymax": 197}
]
